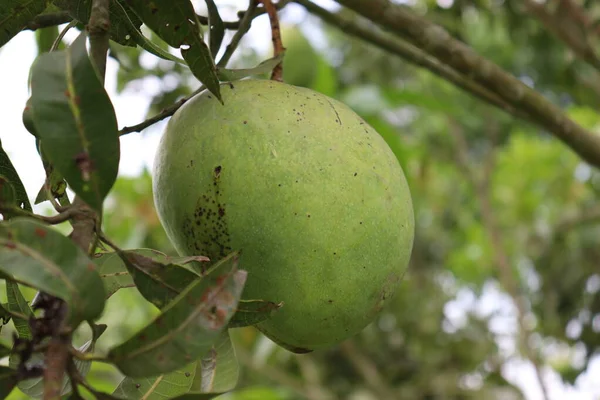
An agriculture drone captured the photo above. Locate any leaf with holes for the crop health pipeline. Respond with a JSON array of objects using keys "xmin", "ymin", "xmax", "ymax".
[
  {"xmin": 112, "ymin": 362, "xmax": 196, "ymax": 399},
  {"xmin": 217, "ymin": 54, "xmax": 285, "ymax": 82},
  {"xmin": 204, "ymin": 0, "xmax": 224, "ymax": 57},
  {"xmin": 53, "ymin": 0, "xmax": 141, "ymax": 47},
  {"xmin": 125, "ymin": 0, "xmax": 221, "ymax": 100},
  {"xmin": 29, "ymin": 31, "xmax": 119, "ymax": 214},
  {"xmin": 227, "ymin": 299, "xmax": 282, "ymax": 328},
  {"xmin": 0, "ymin": 218, "xmax": 106, "ymax": 326},
  {"xmin": 108, "ymin": 252, "xmax": 246, "ymax": 378},
  {"xmin": 0, "ymin": 0, "xmax": 50, "ymax": 48},
  {"xmin": 0, "ymin": 141, "xmax": 32, "ymax": 212},
  {"xmin": 5, "ymin": 281, "xmax": 33, "ymax": 339},
  {"xmin": 173, "ymin": 330, "xmax": 239, "ymax": 400}
]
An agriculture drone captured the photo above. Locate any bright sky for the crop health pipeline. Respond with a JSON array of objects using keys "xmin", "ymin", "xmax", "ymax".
[{"xmin": 0, "ymin": 1, "xmax": 599, "ymax": 399}]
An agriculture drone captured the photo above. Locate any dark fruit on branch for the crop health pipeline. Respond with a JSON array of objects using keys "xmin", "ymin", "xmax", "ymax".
[{"xmin": 153, "ymin": 79, "xmax": 414, "ymax": 352}]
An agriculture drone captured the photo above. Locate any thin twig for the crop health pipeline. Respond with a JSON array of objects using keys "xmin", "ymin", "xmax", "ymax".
[
  {"xmin": 24, "ymin": 12, "xmax": 73, "ymax": 31},
  {"xmin": 0, "ymin": 205, "xmax": 76, "ymax": 225},
  {"xmin": 257, "ymin": 0, "xmax": 285, "ymax": 81},
  {"xmin": 51, "ymin": 20, "xmax": 77, "ymax": 52},
  {"xmin": 333, "ymin": 0, "xmax": 600, "ymax": 169},
  {"xmin": 296, "ymin": 0, "xmax": 529, "ymax": 122},
  {"xmin": 448, "ymin": 120, "xmax": 550, "ymax": 400},
  {"xmin": 119, "ymin": 85, "xmax": 205, "ymax": 135}
]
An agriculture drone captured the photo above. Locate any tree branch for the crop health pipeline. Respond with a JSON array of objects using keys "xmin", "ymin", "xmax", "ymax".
[
  {"xmin": 295, "ymin": 0, "xmax": 529, "ymax": 121},
  {"xmin": 87, "ymin": 0, "xmax": 110, "ymax": 81},
  {"xmin": 23, "ymin": 12, "xmax": 72, "ymax": 31},
  {"xmin": 257, "ymin": 0, "xmax": 285, "ymax": 81},
  {"xmin": 119, "ymin": 85, "xmax": 205, "ymax": 135},
  {"xmin": 333, "ymin": 0, "xmax": 600, "ymax": 169}
]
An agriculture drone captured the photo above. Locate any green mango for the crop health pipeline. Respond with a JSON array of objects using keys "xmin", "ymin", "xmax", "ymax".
[{"xmin": 152, "ymin": 79, "xmax": 414, "ymax": 353}]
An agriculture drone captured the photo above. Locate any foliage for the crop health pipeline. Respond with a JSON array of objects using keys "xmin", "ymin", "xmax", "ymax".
[{"xmin": 1, "ymin": 0, "xmax": 600, "ymax": 399}]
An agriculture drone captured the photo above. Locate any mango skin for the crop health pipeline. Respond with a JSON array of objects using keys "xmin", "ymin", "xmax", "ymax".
[{"xmin": 152, "ymin": 79, "xmax": 414, "ymax": 353}]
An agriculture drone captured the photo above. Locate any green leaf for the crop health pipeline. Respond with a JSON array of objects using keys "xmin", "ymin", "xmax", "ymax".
[
  {"xmin": 0, "ymin": 218, "xmax": 106, "ymax": 326},
  {"xmin": 94, "ymin": 252, "xmax": 134, "ymax": 299},
  {"xmin": 217, "ymin": 54, "xmax": 285, "ymax": 82},
  {"xmin": 112, "ymin": 362, "xmax": 196, "ymax": 399},
  {"xmin": 117, "ymin": 250, "xmax": 208, "ymax": 309},
  {"xmin": 5, "ymin": 281, "xmax": 33, "ymax": 339},
  {"xmin": 125, "ymin": 0, "xmax": 221, "ymax": 100},
  {"xmin": 0, "ymin": 0, "xmax": 50, "ymax": 48},
  {"xmin": 34, "ymin": 142, "xmax": 68, "ymax": 206},
  {"xmin": 227, "ymin": 300, "xmax": 282, "ymax": 328},
  {"xmin": 35, "ymin": 25, "xmax": 59, "ymax": 54},
  {"xmin": 205, "ymin": 0, "xmax": 224, "ymax": 58},
  {"xmin": 109, "ymin": 0, "xmax": 186, "ymax": 65},
  {"xmin": 95, "ymin": 249, "xmax": 211, "ymax": 301},
  {"xmin": 0, "ymin": 141, "xmax": 32, "ymax": 212},
  {"xmin": 53, "ymin": 0, "xmax": 141, "ymax": 47},
  {"xmin": 0, "ymin": 341, "xmax": 12, "ymax": 359},
  {"xmin": 108, "ymin": 252, "xmax": 246, "ymax": 378},
  {"xmin": 173, "ymin": 331, "xmax": 239, "ymax": 399},
  {"xmin": 0, "ymin": 367, "xmax": 16, "ymax": 399},
  {"xmin": 0, "ymin": 177, "xmax": 17, "ymax": 213},
  {"xmin": 29, "ymin": 32, "xmax": 120, "ymax": 213}
]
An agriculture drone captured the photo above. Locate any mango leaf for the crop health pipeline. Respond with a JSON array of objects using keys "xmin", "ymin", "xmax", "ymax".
[
  {"xmin": 204, "ymin": 0, "xmax": 224, "ymax": 57},
  {"xmin": 0, "ymin": 341, "xmax": 11, "ymax": 359},
  {"xmin": 117, "ymin": 250, "xmax": 209, "ymax": 309},
  {"xmin": 5, "ymin": 281, "xmax": 33, "ymax": 339},
  {"xmin": 112, "ymin": 362, "xmax": 196, "ymax": 399},
  {"xmin": 0, "ymin": 0, "xmax": 50, "ymax": 48},
  {"xmin": 53, "ymin": 0, "xmax": 141, "ymax": 47},
  {"xmin": 227, "ymin": 300, "xmax": 282, "ymax": 328},
  {"xmin": 125, "ymin": 0, "xmax": 221, "ymax": 100},
  {"xmin": 108, "ymin": 252, "xmax": 246, "ymax": 378},
  {"xmin": 217, "ymin": 54, "xmax": 285, "ymax": 82},
  {"xmin": 35, "ymin": 24, "xmax": 59, "ymax": 54},
  {"xmin": 29, "ymin": 31, "xmax": 120, "ymax": 214},
  {"xmin": 34, "ymin": 142, "xmax": 69, "ymax": 206},
  {"xmin": 0, "ymin": 177, "xmax": 17, "ymax": 218},
  {"xmin": 0, "ymin": 303, "xmax": 12, "ymax": 327},
  {"xmin": 172, "ymin": 331, "xmax": 239, "ymax": 399},
  {"xmin": 94, "ymin": 252, "xmax": 134, "ymax": 299},
  {"xmin": 0, "ymin": 367, "xmax": 16, "ymax": 399},
  {"xmin": 95, "ymin": 249, "xmax": 211, "ymax": 301},
  {"xmin": 0, "ymin": 141, "xmax": 32, "ymax": 211},
  {"xmin": 110, "ymin": 0, "xmax": 185, "ymax": 65},
  {"xmin": 0, "ymin": 218, "xmax": 106, "ymax": 326}
]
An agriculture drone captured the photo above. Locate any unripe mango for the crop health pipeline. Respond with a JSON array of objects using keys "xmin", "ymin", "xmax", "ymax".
[{"xmin": 152, "ymin": 79, "xmax": 414, "ymax": 353}]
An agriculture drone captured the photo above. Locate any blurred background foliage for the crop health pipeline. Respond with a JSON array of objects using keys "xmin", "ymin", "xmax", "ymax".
[{"xmin": 5, "ymin": 0, "xmax": 600, "ymax": 398}]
